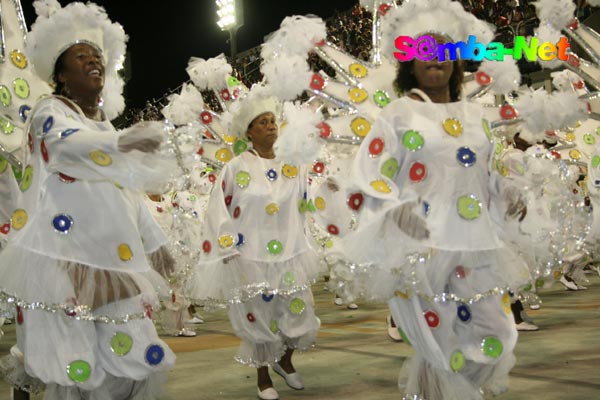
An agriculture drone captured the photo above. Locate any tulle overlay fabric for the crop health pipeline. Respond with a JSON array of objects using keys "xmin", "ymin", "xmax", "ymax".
[
  {"xmin": 190, "ymin": 151, "xmax": 324, "ymax": 366},
  {"xmin": 187, "ymin": 250, "xmax": 322, "ymax": 305},
  {"xmin": 0, "ymin": 96, "xmax": 176, "ymax": 395},
  {"xmin": 0, "ymin": 246, "xmax": 170, "ymax": 313},
  {"xmin": 318, "ymin": 97, "xmax": 530, "ymax": 399},
  {"xmin": 190, "ymin": 151, "xmax": 327, "ymax": 301}
]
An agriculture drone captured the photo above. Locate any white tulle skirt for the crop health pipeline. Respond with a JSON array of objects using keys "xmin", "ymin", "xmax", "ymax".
[
  {"xmin": 0, "ymin": 246, "xmax": 175, "ymax": 397},
  {"xmin": 187, "ymin": 250, "xmax": 325, "ymax": 305}
]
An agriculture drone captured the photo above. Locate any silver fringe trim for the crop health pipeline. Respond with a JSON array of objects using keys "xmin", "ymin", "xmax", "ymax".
[
  {"xmin": 412, "ymin": 286, "xmax": 509, "ymax": 305},
  {"xmin": 186, "ymin": 279, "xmax": 320, "ymax": 311},
  {"xmin": 0, "ymin": 291, "xmax": 149, "ymax": 324}
]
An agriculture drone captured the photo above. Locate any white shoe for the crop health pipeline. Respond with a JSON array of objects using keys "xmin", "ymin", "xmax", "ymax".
[
  {"xmin": 346, "ymin": 303, "xmax": 358, "ymax": 310},
  {"xmin": 186, "ymin": 316, "xmax": 204, "ymax": 324},
  {"xmin": 257, "ymin": 387, "xmax": 279, "ymax": 400},
  {"xmin": 10, "ymin": 345, "xmax": 24, "ymax": 363},
  {"xmin": 516, "ymin": 321, "xmax": 539, "ymax": 331},
  {"xmin": 334, "ymin": 297, "xmax": 343, "ymax": 306},
  {"xmin": 386, "ymin": 315, "xmax": 403, "ymax": 342},
  {"xmin": 272, "ymin": 363, "xmax": 304, "ymax": 390},
  {"xmin": 559, "ymin": 275, "xmax": 579, "ymax": 291},
  {"xmin": 174, "ymin": 328, "xmax": 197, "ymax": 337}
]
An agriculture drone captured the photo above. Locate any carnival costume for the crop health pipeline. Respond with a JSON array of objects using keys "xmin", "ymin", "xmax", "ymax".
[
  {"xmin": 259, "ymin": 0, "xmax": 591, "ymax": 398},
  {"xmin": 0, "ymin": 1, "xmax": 176, "ymax": 398},
  {"xmin": 185, "ymin": 82, "xmax": 324, "ymax": 367}
]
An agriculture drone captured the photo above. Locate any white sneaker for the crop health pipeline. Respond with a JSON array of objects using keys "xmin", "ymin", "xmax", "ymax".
[
  {"xmin": 516, "ymin": 321, "xmax": 539, "ymax": 331},
  {"xmin": 559, "ymin": 275, "xmax": 579, "ymax": 291},
  {"xmin": 186, "ymin": 315, "xmax": 204, "ymax": 324},
  {"xmin": 334, "ymin": 297, "xmax": 343, "ymax": 306},
  {"xmin": 346, "ymin": 303, "xmax": 358, "ymax": 310},
  {"xmin": 174, "ymin": 328, "xmax": 197, "ymax": 337}
]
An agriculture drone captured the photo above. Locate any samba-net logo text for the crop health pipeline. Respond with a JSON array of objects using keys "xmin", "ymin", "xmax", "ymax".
[{"xmin": 394, "ymin": 35, "xmax": 570, "ymax": 62}]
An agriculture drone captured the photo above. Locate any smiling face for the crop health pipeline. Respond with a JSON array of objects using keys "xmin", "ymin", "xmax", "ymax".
[
  {"xmin": 56, "ymin": 43, "xmax": 105, "ymax": 98},
  {"xmin": 247, "ymin": 112, "xmax": 278, "ymax": 150}
]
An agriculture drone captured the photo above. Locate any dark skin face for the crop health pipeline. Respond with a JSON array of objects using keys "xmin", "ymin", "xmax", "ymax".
[
  {"xmin": 410, "ymin": 34, "xmax": 454, "ymax": 103},
  {"xmin": 247, "ymin": 112, "xmax": 278, "ymax": 158},
  {"xmin": 57, "ymin": 43, "xmax": 105, "ymax": 107}
]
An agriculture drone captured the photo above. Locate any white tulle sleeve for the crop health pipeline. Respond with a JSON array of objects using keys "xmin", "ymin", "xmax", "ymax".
[{"xmin": 30, "ymin": 98, "xmax": 175, "ymax": 192}]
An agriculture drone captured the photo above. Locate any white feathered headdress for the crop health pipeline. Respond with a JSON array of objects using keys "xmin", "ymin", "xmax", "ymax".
[
  {"xmin": 26, "ymin": 0, "xmax": 128, "ymax": 119},
  {"xmin": 380, "ymin": 0, "xmax": 495, "ymax": 62},
  {"xmin": 220, "ymin": 84, "xmax": 280, "ymax": 139}
]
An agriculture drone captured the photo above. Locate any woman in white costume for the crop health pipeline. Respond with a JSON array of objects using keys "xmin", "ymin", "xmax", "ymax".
[
  {"xmin": 333, "ymin": 2, "xmax": 530, "ymax": 398},
  {"xmin": 190, "ymin": 89, "xmax": 323, "ymax": 400},
  {"xmin": 0, "ymin": 1, "xmax": 175, "ymax": 398}
]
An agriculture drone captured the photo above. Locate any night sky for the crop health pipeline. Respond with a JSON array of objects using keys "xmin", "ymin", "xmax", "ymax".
[{"xmin": 21, "ymin": 0, "xmax": 357, "ymax": 109}]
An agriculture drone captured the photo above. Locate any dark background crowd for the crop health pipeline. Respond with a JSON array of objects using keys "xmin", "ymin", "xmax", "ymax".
[{"xmin": 118, "ymin": 0, "xmax": 599, "ymax": 127}]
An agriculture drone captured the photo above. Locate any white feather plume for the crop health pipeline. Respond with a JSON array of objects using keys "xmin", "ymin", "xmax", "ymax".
[
  {"xmin": 274, "ymin": 102, "xmax": 323, "ymax": 165},
  {"xmin": 186, "ymin": 54, "xmax": 232, "ymax": 91},
  {"xmin": 516, "ymin": 89, "xmax": 588, "ymax": 135},
  {"xmin": 261, "ymin": 16, "xmax": 326, "ymax": 60},
  {"xmin": 478, "ymin": 58, "xmax": 521, "ymax": 94},
  {"xmin": 261, "ymin": 54, "xmax": 312, "ymax": 101},
  {"xmin": 533, "ymin": 0, "xmax": 575, "ymax": 30},
  {"xmin": 101, "ymin": 73, "xmax": 125, "ymax": 120},
  {"xmin": 161, "ymin": 83, "xmax": 205, "ymax": 126},
  {"xmin": 550, "ymin": 69, "xmax": 587, "ymax": 96},
  {"xmin": 533, "ymin": 25, "xmax": 565, "ymax": 69},
  {"xmin": 33, "ymin": 0, "xmax": 61, "ymax": 18}
]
